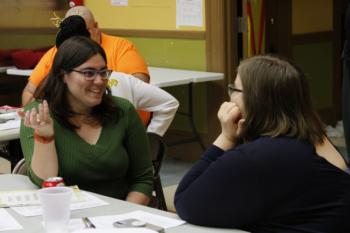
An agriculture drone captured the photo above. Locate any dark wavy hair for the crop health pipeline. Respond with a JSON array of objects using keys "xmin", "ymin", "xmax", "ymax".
[
  {"xmin": 237, "ymin": 55, "xmax": 325, "ymax": 145},
  {"xmin": 56, "ymin": 15, "xmax": 90, "ymax": 47},
  {"xmin": 34, "ymin": 36, "xmax": 120, "ymax": 129}
]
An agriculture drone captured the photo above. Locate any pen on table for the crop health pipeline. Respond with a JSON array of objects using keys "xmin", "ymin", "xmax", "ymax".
[{"xmin": 82, "ymin": 217, "xmax": 96, "ymax": 228}]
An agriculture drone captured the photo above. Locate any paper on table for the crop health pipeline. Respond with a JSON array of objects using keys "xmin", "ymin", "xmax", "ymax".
[
  {"xmin": 72, "ymin": 228, "xmax": 159, "ymax": 233},
  {"xmin": 0, "ymin": 186, "xmax": 83, "ymax": 208},
  {"xmin": 0, "ymin": 208, "xmax": 23, "ymax": 231},
  {"xmin": 11, "ymin": 191, "xmax": 109, "ymax": 217},
  {"xmin": 112, "ymin": 210, "xmax": 185, "ymax": 229},
  {"xmin": 0, "ymin": 119, "xmax": 20, "ymax": 131},
  {"xmin": 0, "ymin": 112, "xmax": 18, "ymax": 120},
  {"xmin": 72, "ymin": 210, "xmax": 185, "ymax": 230},
  {"xmin": 55, "ymin": 219, "xmax": 160, "ymax": 233},
  {"xmin": 0, "ymin": 189, "xmax": 40, "ymax": 207}
]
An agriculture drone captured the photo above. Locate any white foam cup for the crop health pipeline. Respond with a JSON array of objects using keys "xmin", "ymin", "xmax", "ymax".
[{"xmin": 37, "ymin": 186, "xmax": 73, "ymax": 233}]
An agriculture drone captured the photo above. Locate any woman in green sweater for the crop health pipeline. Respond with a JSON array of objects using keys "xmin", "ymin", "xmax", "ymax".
[{"xmin": 19, "ymin": 36, "xmax": 153, "ymax": 205}]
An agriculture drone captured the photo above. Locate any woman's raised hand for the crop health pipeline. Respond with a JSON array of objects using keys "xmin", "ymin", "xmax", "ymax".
[
  {"xmin": 18, "ymin": 100, "xmax": 54, "ymax": 137},
  {"xmin": 214, "ymin": 102, "xmax": 245, "ymax": 149}
]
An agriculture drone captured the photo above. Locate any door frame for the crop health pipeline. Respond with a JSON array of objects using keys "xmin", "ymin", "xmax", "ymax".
[{"xmin": 205, "ymin": 0, "xmax": 238, "ymax": 142}]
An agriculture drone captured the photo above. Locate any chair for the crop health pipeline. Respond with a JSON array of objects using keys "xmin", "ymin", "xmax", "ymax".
[
  {"xmin": 147, "ymin": 132, "xmax": 168, "ymax": 211},
  {"xmin": 12, "ymin": 158, "xmax": 27, "ymax": 175},
  {"xmin": 0, "ymin": 139, "xmax": 24, "ymax": 171}
]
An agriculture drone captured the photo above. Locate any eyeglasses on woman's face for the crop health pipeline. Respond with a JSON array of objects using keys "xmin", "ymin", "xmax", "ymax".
[
  {"xmin": 71, "ymin": 69, "xmax": 112, "ymax": 81},
  {"xmin": 227, "ymin": 83, "xmax": 243, "ymax": 97}
]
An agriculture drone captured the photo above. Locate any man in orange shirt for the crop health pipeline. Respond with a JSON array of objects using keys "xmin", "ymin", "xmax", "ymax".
[{"xmin": 22, "ymin": 6, "xmax": 150, "ymax": 122}]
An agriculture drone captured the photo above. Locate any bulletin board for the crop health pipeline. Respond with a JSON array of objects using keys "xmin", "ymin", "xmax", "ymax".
[{"xmin": 85, "ymin": 0, "xmax": 205, "ymax": 31}]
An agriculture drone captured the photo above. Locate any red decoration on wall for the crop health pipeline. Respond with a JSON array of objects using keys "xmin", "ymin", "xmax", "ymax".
[{"xmin": 68, "ymin": 0, "xmax": 84, "ymax": 8}]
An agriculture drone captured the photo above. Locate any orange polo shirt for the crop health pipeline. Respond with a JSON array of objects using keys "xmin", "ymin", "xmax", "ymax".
[{"xmin": 28, "ymin": 33, "xmax": 150, "ymax": 124}]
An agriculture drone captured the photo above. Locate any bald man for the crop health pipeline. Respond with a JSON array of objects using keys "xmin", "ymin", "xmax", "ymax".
[{"xmin": 22, "ymin": 6, "xmax": 150, "ymax": 106}]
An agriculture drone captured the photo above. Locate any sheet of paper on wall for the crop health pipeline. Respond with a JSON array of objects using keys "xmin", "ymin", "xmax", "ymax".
[
  {"xmin": 111, "ymin": 0, "xmax": 128, "ymax": 7},
  {"xmin": 176, "ymin": 0, "xmax": 203, "ymax": 27},
  {"xmin": 0, "ymin": 209, "xmax": 23, "ymax": 231}
]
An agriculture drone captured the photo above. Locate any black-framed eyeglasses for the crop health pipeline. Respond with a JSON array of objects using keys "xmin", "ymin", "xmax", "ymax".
[
  {"xmin": 227, "ymin": 84, "xmax": 243, "ymax": 96},
  {"xmin": 71, "ymin": 69, "xmax": 112, "ymax": 81}
]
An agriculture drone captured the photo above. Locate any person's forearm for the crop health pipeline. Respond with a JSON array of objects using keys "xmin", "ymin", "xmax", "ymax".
[
  {"xmin": 22, "ymin": 82, "xmax": 37, "ymax": 106},
  {"xmin": 22, "ymin": 90, "xmax": 34, "ymax": 106},
  {"xmin": 132, "ymin": 79, "xmax": 179, "ymax": 136},
  {"xmin": 213, "ymin": 133, "xmax": 236, "ymax": 151},
  {"xmin": 132, "ymin": 72, "xmax": 150, "ymax": 83},
  {"xmin": 146, "ymin": 100, "xmax": 179, "ymax": 136},
  {"xmin": 126, "ymin": 191, "xmax": 150, "ymax": 205},
  {"xmin": 31, "ymin": 139, "xmax": 59, "ymax": 180}
]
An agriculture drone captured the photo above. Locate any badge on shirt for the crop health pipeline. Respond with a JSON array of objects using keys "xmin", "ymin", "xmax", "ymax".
[{"xmin": 108, "ymin": 79, "xmax": 118, "ymax": 88}]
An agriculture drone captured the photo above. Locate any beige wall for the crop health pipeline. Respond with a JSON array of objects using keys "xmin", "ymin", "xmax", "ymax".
[
  {"xmin": 0, "ymin": 0, "xmax": 65, "ymax": 29},
  {"xmin": 292, "ymin": 0, "xmax": 333, "ymax": 34}
]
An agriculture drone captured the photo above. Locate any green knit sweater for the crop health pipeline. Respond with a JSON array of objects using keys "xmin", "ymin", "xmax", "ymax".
[{"xmin": 20, "ymin": 97, "xmax": 153, "ymax": 199}]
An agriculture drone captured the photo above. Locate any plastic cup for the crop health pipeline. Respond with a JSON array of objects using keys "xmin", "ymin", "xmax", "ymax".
[{"xmin": 37, "ymin": 186, "xmax": 73, "ymax": 233}]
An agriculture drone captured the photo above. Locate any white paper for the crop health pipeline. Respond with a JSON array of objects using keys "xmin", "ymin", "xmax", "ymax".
[
  {"xmin": 0, "ymin": 112, "xmax": 18, "ymax": 121},
  {"xmin": 0, "ymin": 187, "xmax": 83, "ymax": 208},
  {"xmin": 0, "ymin": 119, "xmax": 20, "ymax": 131},
  {"xmin": 176, "ymin": 0, "xmax": 203, "ymax": 27},
  {"xmin": 11, "ymin": 191, "xmax": 109, "ymax": 217},
  {"xmin": 0, "ymin": 189, "xmax": 40, "ymax": 207},
  {"xmin": 70, "ymin": 225, "xmax": 158, "ymax": 233},
  {"xmin": 111, "ymin": 0, "xmax": 128, "ymax": 6},
  {"xmin": 87, "ymin": 210, "xmax": 185, "ymax": 229},
  {"xmin": 65, "ymin": 210, "xmax": 185, "ymax": 232},
  {"xmin": 0, "ymin": 209, "xmax": 23, "ymax": 231}
]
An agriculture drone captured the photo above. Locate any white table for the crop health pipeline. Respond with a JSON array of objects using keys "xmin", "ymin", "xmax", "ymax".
[
  {"xmin": 0, "ymin": 174, "xmax": 248, "ymax": 233},
  {"xmin": 148, "ymin": 67, "xmax": 223, "ymax": 88},
  {"xmin": 4, "ymin": 67, "xmax": 224, "ymax": 151},
  {"xmin": 0, "ymin": 66, "xmax": 15, "ymax": 73},
  {"xmin": 6, "ymin": 67, "xmax": 223, "ymax": 87}
]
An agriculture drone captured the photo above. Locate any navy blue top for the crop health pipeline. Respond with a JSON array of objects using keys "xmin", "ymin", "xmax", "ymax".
[{"xmin": 174, "ymin": 137, "xmax": 350, "ymax": 233}]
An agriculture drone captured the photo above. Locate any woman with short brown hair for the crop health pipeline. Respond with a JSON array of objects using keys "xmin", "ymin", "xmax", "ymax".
[{"xmin": 175, "ymin": 55, "xmax": 350, "ymax": 232}]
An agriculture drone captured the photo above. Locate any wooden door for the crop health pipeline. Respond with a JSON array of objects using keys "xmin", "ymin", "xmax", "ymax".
[{"xmin": 265, "ymin": 0, "xmax": 345, "ymax": 124}]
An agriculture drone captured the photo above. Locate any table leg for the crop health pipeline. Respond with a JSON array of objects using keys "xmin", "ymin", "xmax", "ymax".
[{"xmin": 167, "ymin": 83, "xmax": 206, "ymax": 151}]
